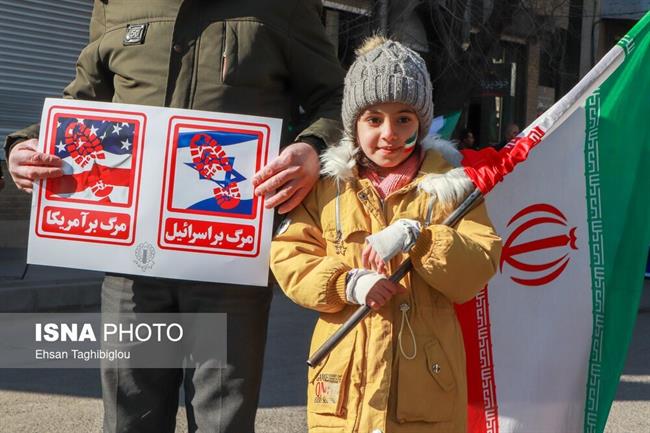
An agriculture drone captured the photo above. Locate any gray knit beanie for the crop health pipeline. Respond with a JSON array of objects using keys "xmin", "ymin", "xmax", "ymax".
[{"xmin": 342, "ymin": 36, "xmax": 434, "ymax": 138}]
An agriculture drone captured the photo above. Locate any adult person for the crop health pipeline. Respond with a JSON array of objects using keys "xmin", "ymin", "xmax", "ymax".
[
  {"xmin": 4, "ymin": 1, "xmax": 344, "ymax": 432},
  {"xmin": 496, "ymin": 122, "xmax": 520, "ymax": 150},
  {"xmin": 457, "ymin": 128, "xmax": 478, "ymax": 150}
]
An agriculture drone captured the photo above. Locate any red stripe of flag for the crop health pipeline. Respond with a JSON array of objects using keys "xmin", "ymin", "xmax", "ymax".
[
  {"xmin": 46, "ymin": 164, "xmax": 131, "ymax": 195},
  {"xmin": 456, "ymin": 287, "xmax": 499, "ymax": 433}
]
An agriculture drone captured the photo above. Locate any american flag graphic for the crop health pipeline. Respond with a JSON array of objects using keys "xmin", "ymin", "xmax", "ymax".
[{"xmin": 46, "ymin": 116, "xmax": 137, "ymax": 204}]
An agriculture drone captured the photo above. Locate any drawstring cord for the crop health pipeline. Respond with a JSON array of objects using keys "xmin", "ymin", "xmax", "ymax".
[
  {"xmin": 396, "ymin": 195, "xmax": 431, "ymax": 360},
  {"xmin": 339, "ymin": 179, "xmax": 419, "ymax": 361},
  {"xmin": 398, "ymin": 303, "xmax": 417, "ymax": 360}
]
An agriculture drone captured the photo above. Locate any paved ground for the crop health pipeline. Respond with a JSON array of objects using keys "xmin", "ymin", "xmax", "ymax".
[
  {"xmin": 0, "ymin": 283, "xmax": 315, "ymax": 433},
  {"xmin": 0, "ymin": 251, "xmax": 647, "ymax": 432},
  {"xmin": 0, "ymin": 248, "xmax": 102, "ymax": 312}
]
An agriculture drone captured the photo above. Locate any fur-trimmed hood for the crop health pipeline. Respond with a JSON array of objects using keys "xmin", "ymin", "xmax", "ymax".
[{"xmin": 320, "ymin": 134, "xmax": 475, "ymax": 211}]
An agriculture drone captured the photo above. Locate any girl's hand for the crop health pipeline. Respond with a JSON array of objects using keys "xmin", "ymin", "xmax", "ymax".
[
  {"xmin": 363, "ymin": 219, "xmax": 421, "ymax": 266},
  {"xmin": 366, "ymin": 279, "xmax": 407, "ymax": 311},
  {"xmin": 362, "ymin": 243, "xmax": 388, "ymax": 275}
]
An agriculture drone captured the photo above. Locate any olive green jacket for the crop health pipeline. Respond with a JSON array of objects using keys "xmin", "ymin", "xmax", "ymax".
[{"xmin": 5, "ymin": 0, "xmax": 344, "ymax": 154}]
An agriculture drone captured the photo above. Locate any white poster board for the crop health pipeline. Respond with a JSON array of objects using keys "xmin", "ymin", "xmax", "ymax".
[{"xmin": 27, "ymin": 98, "xmax": 281, "ymax": 286}]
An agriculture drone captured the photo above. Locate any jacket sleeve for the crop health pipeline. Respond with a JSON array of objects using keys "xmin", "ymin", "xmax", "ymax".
[
  {"xmin": 62, "ymin": 3, "xmax": 114, "ymax": 103},
  {"xmin": 409, "ymin": 202, "xmax": 502, "ymax": 304},
  {"xmin": 286, "ymin": 0, "xmax": 345, "ymax": 149},
  {"xmin": 270, "ymin": 186, "xmax": 351, "ymax": 313},
  {"xmin": 4, "ymin": 3, "xmax": 113, "ymax": 157}
]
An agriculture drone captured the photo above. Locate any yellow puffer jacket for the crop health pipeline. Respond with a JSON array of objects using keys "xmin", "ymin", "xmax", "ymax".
[{"xmin": 270, "ymin": 137, "xmax": 502, "ymax": 433}]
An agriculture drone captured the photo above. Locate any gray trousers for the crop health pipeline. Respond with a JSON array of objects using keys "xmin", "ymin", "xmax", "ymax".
[{"xmin": 100, "ymin": 275, "xmax": 273, "ymax": 433}]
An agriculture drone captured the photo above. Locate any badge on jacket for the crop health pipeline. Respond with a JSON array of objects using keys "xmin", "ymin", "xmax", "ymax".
[
  {"xmin": 123, "ymin": 24, "xmax": 148, "ymax": 46},
  {"xmin": 313, "ymin": 373, "xmax": 342, "ymax": 405}
]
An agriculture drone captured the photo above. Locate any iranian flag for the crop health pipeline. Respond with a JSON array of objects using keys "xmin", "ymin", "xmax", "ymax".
[
  {"xmin": 456, "ymin": 11, "xmax": 650, "ymax": 433},
  {"xmin": 429, "ymin": 110, "xmax": 461, "ymax": 140}
]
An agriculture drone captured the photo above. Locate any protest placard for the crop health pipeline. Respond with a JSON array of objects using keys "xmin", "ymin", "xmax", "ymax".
[{"xmin": 28, "ymin": 98, "xmax": 281, "ymax": 286}]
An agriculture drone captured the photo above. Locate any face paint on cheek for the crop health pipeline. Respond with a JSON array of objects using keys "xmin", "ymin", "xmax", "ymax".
[{"xmin": 404, "ymin": 131, "xmax": 418, "ymax": 152}]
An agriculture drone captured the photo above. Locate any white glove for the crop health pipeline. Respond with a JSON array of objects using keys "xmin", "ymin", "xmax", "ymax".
[
  {"xmin": 345, "ymin": 269, "xmax": 385, "ymax": 305},
  {"xmin": 365, "ymin": 219, "xmax": 421, "ymax": 263}
]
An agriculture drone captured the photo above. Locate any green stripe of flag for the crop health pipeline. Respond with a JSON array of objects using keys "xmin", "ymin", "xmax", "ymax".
[{"xmin": 584, "ymin": 11, "xmax": 650, "ymax": 433}]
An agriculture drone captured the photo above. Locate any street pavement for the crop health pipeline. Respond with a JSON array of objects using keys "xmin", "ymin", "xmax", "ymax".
[
  {"xmin": 0, "ymin": 248, "xmax": 102, "ymax": 312},
  {"xmin": 0, "ymin": 248, "xmax": 315, "ymax": 432},
  {"xmin": 0, "ymin": 252, "xmax": 648, "ymax": 432}
]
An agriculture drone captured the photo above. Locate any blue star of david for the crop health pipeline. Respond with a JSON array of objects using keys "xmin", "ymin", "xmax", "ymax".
[{"xmin": 185, "ymin": 156, "xmax": 246, "ymax": 184}]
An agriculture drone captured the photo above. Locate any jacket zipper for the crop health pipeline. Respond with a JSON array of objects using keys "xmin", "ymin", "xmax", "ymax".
[
  {"xmin": 222, "ymin": 52, "xmax": 228, "ymax": 83},
  {"xmin": 221, "ymin": 22, "xmax": 227, "ymax": 83}
]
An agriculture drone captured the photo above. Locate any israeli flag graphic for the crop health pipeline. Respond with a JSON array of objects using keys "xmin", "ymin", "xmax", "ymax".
[{"xmin": 171, "ymin": 130, "xmax": 260, "ymax": 216}]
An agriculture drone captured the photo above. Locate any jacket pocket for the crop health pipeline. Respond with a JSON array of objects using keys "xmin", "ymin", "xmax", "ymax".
[
  {"xmin": 396, "ymin": 338, "xmax": 456, "ymax": 422},
  {"xmin": 308, "ymin": 329, "xmax": 357, "ymax": 417}
]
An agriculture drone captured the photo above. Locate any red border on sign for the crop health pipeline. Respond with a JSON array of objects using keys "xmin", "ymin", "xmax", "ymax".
[
  {"xmin": 35, "ymin": 207, "xmax": 136, "ymax": 246},
  {"xmin": 34, "ymin": 105, "xmax": 147, "ymax": 246},
  {"xmin": 165, "ymin": 122, "xmax": 263, "ymax": 220},
  {"xmin": 158, "ymin": 116, "xmax": 271, "ymax": 257},
  {"xmin": 39, "ymin": 206, "xmax": 132, "ymax": 243}
]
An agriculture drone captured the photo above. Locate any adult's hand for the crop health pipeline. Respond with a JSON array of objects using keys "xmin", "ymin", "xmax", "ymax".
[
  {"xmin": 252, "ymin": 141, "xmax": 320, "ymax": 214},
  {"xmin": 7, "ymin": 139, "xmax": 63, "ymax": 193}
]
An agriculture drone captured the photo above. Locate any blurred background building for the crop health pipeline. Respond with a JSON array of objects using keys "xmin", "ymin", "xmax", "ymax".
[{"xmin": 0, "ymin": 0, "xmax": 648, "ymax": 247}]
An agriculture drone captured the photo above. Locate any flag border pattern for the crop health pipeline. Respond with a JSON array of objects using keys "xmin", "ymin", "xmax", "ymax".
[
  {"xmin": 477, "ymin": 288, "xmax": 499, "ymax": 433},
  {"xmin": 584, "ymin": 89, "xmax": 606, "ymax": 433},
  {"xmin": 617, "ymin": 35, "xmax": 635, "ymax": 56}
]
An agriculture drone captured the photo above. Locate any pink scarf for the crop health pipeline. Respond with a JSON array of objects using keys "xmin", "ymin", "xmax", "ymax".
[{"xmin": 359, "ymin": 147, "xmax": 424, "ymax": 200}]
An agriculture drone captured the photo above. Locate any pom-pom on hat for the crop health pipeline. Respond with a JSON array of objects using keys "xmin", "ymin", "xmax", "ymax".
[{"xmin": 342, "ymin": 36, "xmax": 434, "ymax": 138}]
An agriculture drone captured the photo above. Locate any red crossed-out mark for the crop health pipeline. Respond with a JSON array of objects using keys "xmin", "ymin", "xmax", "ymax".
[
  {"xmin": 500, "ymin": 203, "xmax": 578, "ymax": 287},
  {"xmin": 189, "ymin": 133, "xmax": 232, "ymax": 179},
  {"xmin": 64, "ymin": 122, "xmax": 105, "ymax": 168}
]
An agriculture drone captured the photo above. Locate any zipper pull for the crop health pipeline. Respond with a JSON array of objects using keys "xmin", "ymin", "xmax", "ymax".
[{"xmin": 221, "ymin": 53, "xmax": 228, "ymax": 82}]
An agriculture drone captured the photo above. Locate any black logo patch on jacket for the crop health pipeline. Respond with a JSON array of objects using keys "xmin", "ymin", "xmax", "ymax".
[{"xmin": 123, "ymin": 24, "xmax": 147, "ymax": 46}]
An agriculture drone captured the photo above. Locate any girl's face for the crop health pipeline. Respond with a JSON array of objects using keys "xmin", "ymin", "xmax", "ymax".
[{"xmin": 356, "ymin": 102, "xmax": 420, "ymax": 168}]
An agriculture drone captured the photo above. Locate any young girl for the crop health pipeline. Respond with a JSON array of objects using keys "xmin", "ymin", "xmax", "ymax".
[{"xmin": 270, "ymin": 37, "xmax": 501, "ymax": 433}]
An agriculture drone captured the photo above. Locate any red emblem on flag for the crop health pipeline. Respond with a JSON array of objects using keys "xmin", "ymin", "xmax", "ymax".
[{"xmin": 500, "ymin": 203, "xmax": 578, "ymax": 286}]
